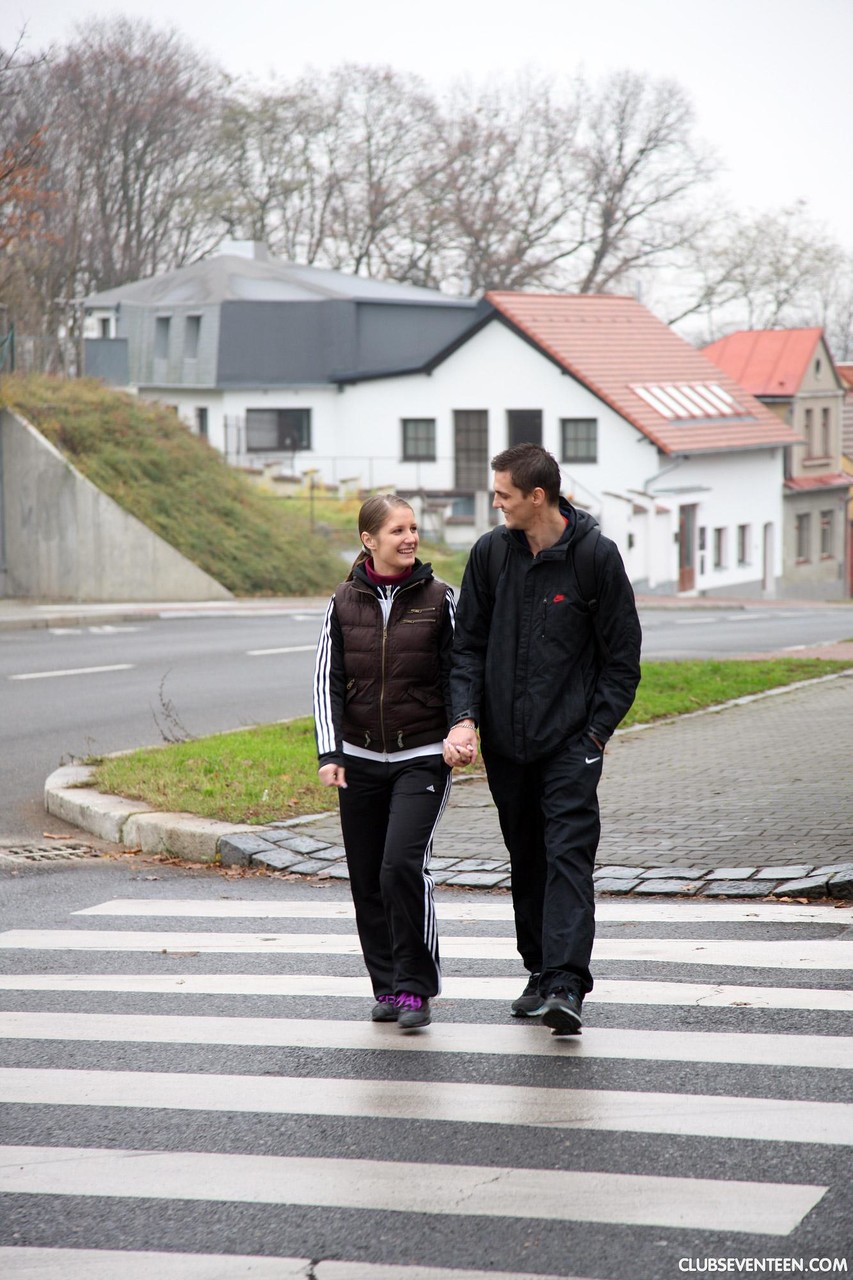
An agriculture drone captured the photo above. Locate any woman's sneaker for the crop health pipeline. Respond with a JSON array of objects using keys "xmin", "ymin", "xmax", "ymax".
[
  {"xmin": 542, "ymin": 988, "xmax": 583, "ymax": 1035},
  {"xmin": 396, "ymin": 992, "xmax": 431, "ymax": 1030},
  {"xmin": 370, "ymin": 994, "xmax": 399, "ymax": 1022},
  {"xmin": 510, "ymin": 972, "xmax": 545, "ymax": 1017}
]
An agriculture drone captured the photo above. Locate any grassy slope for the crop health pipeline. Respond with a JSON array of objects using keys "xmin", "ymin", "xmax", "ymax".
[{"xmin": 0, "ymin": 374, "xmax": 347, "ymax": 595}]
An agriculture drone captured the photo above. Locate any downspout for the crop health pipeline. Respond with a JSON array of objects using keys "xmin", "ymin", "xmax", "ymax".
[{"xmin": 643, "ymin": 456, "xmax": 688, "ymax": 492}]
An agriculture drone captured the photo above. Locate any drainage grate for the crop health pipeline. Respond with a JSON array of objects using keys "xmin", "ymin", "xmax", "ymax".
[{"xmin": 0, "ymin": 843, "xmax": 103, "ymax": 863}]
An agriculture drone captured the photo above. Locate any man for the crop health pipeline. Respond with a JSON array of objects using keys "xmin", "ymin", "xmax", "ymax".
[{"xmin": 443, "ymin": 444, "xmax": 641, "ymax": 1034}]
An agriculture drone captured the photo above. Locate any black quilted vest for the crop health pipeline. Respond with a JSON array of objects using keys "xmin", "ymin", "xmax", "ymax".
[{"xmin": 334, "ymin": 571, "xmax": 449, "ymax": 753}]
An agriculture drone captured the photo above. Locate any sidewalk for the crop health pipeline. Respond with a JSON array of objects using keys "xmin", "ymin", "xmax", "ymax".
[
  {"xmin": 6, "ymin": 592, "xmax": 852, "ymax": 898},
  {"xmin": 40, "ymin": 669, "xmax": 853, "ymax": 901}
]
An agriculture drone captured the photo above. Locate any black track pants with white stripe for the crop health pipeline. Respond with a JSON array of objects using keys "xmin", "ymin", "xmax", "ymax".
[{"xmin": 338, "ymin": 753, "xmax": 450, "ymax": 998}]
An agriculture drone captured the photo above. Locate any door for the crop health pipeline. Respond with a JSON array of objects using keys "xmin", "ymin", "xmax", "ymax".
[
  {"xmin": 506, "ymin": 409, "xmax": 542, "ymax": 448},
  {"xmin": 454, "ymin": 410, "xmax": 489, "ymax": 490},
  {"xmin": 678, "ymin": 503, "xmax": 697, "ymax": 592}
]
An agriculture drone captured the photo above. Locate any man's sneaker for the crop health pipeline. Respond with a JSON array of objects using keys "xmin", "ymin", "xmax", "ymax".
[
  {"xmin": 542, "ymin": 988, "xmax": 583, "ymax": 1036},
  {"xmin": 396, "ymin": 992, "xmax": 431, "ymax": 1030},
  {"xmin": 510, "ymin": 972, "xmax": 545, "ymax": 1018},
  {"xmin": 371, "ymin": 994, "xmax": 399, "ymax": 1022}
]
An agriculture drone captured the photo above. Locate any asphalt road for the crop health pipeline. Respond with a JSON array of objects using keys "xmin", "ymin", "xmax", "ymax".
[
  {"xmin": 2, "ymin": 601, "xmax": 853, "ymax": 842},
  {"xmin": 0, "ymin": 858, "xmax": 850, "ymax": 1278}
]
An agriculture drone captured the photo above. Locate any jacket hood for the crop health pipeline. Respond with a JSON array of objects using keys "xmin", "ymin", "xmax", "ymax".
[{"xmin": 502, "ymin": 498, "xmax": 599, "ymax": 555}]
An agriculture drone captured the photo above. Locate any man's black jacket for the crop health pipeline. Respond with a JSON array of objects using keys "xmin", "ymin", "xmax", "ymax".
[{"xmin": 450, "ymin": 501, "xmax": 642, "ymax": 762}]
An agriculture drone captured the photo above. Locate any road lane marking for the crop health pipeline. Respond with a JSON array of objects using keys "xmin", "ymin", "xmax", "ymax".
[
  {"xmin": 1, "ymin": 973, "xmax": 850, "ymax": 1011},
  {"xmin": 8, "ymin": 663, "xmax": 135, "ymax": 681},
  {"xmin": 2, "ymin": 1067, "xmax": 851, "ymax": 1146},
  {"xmin": 246, "ymin": 645, "xmax": 317, "ymax": 655},
  {"xmin": 0, "ymin": 1145, "xmax": 825, "ymax": 1234},
  {"xmin": 73, "ymin": 898, "xmax": 849, "ymax": 925},
  {"xmin": 0, "ymin": 1249, "xmax": 584, "ymax": 1280},
  {"xmin": 2, "ymin": 929, "xmax": 849, "ymax": 967},
  {"xmin": 2, "ymin": 1011, "xmax": 849, "ymax": 1069}
]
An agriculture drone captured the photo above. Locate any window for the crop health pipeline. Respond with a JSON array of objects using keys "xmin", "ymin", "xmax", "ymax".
[
  {"xmin": 401, "ymin": 418, "xmax": 436, "ymax": 461},
  {"xmin": 804, "ymin": 407, "xmax": 815, "ymax": 456},
  {"xmin": 561, "ymin": 418, "xmax": 598, "ymax": 463},
  {"xmin": 245, "ymin": 408, "xmax": 311, "ymax": 452},
  {"xmin": 185, "ymin": 315, "xmax": 201, "ymax": 360},
  {"xmin": 507, "ymin": 409, "xmax": 542, "ymax": 447},
  {"xmin": 454, "ymin": 410, "xmax": 488, "ymax": 489},
  {"xmin": 820, "ymin": 509, "xmax": 834, "ymax": 557},
  {"xmin": 737, "ymin": 524, "xmax": 750, "ymax": 566},
  {"xmin": 713, "ymin": 527, "xmax": 727, "ymax": 569},
  {"xmin": 196, "ymin": 407, "xmax": 208, "ymax": 439},
  {"xmin": 99, "ymin": 317, "xmax": 111, "ymax": 338},
  {"xmin": 698, "ymin": 525, "xmax": 707, "ymax": 575},
  {"xmin": 796, "ymin": 512, "xmax": 811, "ymax": 561},
  {"xmin": 154, "ymin": 316, "xmax": 170, "ymax": 359},
  {"xmin": 820, "ymin": 406, "xmax": 831, "ymax": 457}
]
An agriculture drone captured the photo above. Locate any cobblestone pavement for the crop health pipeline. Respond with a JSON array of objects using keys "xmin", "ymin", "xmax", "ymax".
[{"xmin": 229, "ymin": 671, "xmax": 853, "ymax": 900}]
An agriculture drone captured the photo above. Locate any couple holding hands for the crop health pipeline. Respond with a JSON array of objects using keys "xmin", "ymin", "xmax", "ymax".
[{"xmin": 313, "ymin": 443, "xmax": 642, "ymax": 1034}]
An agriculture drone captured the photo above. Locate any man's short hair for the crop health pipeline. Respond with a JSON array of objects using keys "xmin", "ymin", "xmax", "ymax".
[{"xmin": 491, "ymin": 443, "xmax": 562, "ymax": 505}]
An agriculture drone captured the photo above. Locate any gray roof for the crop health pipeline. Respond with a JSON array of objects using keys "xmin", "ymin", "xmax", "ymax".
[{"xmin": 85, "ymin": 251, "xmax": 475, "ymax": 310}]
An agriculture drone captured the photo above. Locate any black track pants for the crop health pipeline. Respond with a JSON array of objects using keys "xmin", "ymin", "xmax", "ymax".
[
  {"xmin": 482, "ymin": 733, "xmax": 602, "ymax": 996},
  {"xmin": 338, "ymin": 753, "xmax": 451, "ymax": 998}
]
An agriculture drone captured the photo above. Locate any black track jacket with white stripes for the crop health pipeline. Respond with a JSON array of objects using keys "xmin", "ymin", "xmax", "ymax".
[{"xmin": 314, "ymin": 561, "xmax": 455, "ymax": 768}]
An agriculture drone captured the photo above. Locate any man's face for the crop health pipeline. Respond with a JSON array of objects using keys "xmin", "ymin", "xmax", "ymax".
[{"xmin": 492, "ymin": 470, "xmax": 537, "ymax": 530}]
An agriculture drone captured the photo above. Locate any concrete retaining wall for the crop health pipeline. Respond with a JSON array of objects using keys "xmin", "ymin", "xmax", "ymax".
[{"xmin": 0, "ymin": 408, "xmax": 232, "ymax": 601}]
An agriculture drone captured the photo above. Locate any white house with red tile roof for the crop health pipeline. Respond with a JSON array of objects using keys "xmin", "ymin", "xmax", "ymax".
[
  {"xmin": 333, "ymin": 293, "xmax": 800, "ymax": 596},
  {"xmin": 83, "ymin": 249, "xmax": 810, "ymax": 597},
  {"xmin": 704, "ymin": 328, "xmax": 850, "ymax": 598}
]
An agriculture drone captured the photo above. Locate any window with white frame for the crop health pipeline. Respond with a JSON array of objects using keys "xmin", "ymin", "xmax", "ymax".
[
  {"xmin": 561, "ymin": 418, "xmax": 598, "ymax": 463},
  {"xmin": 737, "ymin": 524, "xmax": 750, "ymax": 566},
  {"xmin": 713, "ymin": 527, "xmax": 727, "ymax": 569},
  {"xmin": 245, "ymin": 408, "xmax": 311, "ymax": 452},
  {"xmin": 820, "ymin": 509, "xmax": 834, "ymax": 557},
  {"xmin": 401, "ymin": 418, "xmax": 436, "ymax": 461},
  {"xmin": 796, "ymin": 512, "xmax": 811, "ymax": 561}
]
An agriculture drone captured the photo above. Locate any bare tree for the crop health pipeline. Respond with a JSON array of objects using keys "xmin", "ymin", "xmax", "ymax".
[
  {"xmin": 434, "ymin": 73, "xmax": 584, "ymax": 293},
  {"xmin": 670, "ymin": 203, "xmax": 848, "ymax": 346},
  {"xmin": 572, "ymin": 71, "xmax": 715, "ymax": 293},
  {"xmin": 0, "ymin": 33, "xmax": 49, "ymax": 257}
]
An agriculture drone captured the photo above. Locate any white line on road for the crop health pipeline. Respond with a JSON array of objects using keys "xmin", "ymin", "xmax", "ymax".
[
  {"xmin": 72, "ymin": 898, "xmax": 850, "ymax": 925},
  {"xmin": 0, "ymin": 1145, "xmax": 825, "ymax": 1234},
  {"xmin": 2, "ymin": 1010, "xmax": 849, "ymax": 1069},
  {"xmin": 246, "ymin": 645, "xmax": 317, "ymax": 656},
  {"xmin": 8, "ymin": 664, "xmax": 135, "ymax": 681},
  {"xmin": 1, "ymin": 973, "xmax": 849, "ymax": 1011},
  {"xmin": 2, "ymin": 929, "xmax": 849, "ymax": 968},
  {"xmin": 0, "ymin": 1249, "xmax": 585, "ymax": 1280},
  {"xmin": 3, "ymin": 1067, "xmax": 851, "ymax": 1146}
]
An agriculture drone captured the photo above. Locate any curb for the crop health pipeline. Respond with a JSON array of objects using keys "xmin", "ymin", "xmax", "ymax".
[{"xmin": 44, "ymin": 765, "xmax": 853, "ymax": 901}]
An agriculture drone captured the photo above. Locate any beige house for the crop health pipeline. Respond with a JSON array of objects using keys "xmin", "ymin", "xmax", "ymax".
[{"xmin": 704, "ymin": 329, "xmax": 850, "ymax": 599}]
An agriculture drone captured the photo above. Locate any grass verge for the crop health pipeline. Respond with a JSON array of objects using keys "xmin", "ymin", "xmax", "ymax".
[{"xmin": 90, "ymin": 657, "xmax": 851, "ymax": 825}]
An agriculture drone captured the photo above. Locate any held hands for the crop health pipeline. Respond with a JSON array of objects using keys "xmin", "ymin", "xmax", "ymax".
[
  {"xmin": 443, "ymin": 723, "xmax": 478, "ymax": 769},
  {"xmin": 318, "ymin": 763, "xmax": 347, "ymax": 788}
]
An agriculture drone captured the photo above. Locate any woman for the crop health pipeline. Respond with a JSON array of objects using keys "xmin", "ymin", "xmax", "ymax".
[{"xmin": 313, "ymin": 495, "xmax": 462, "ymax": 1030}]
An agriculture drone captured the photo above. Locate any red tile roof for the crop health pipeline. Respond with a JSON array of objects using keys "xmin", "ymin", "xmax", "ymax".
[
  {"xmin": 485, "ymin": 292, "xmax": 802, "ymax": 456},
  {"xmin": 783, "ymin": 472, "xmax": 851, "ymax": 492},
  {"xmin": 838, "ymin": 363, "xmax": 853, "ymax": 390},
  {"xmin": 702, "ymin": 328, "xmax": 823, "ymax": 398}
]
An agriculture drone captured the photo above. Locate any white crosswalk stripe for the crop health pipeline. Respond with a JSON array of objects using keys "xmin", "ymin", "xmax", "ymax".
[
  {"xmin": 0, "ymin": 890, "xmax": 850, "ymax": 1277},
  {"xmin": 2, "ymin": 928, "xmax": 849, "ymax": 967}
]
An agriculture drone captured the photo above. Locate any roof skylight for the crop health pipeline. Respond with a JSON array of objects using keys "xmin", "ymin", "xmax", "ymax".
[{"xmin": 631, "ymin": 383, "xmax": 743, "ymax": 420}]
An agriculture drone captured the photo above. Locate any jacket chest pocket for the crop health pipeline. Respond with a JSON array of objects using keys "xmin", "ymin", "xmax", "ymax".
[{"xmin": 400, "ymin": 606, "xmax": 438, "ymax": 625}]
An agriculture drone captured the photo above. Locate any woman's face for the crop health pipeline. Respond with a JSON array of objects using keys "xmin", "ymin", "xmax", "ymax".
[{"xmin": 364, "ymin": 506, "xmax": 419, "ymax": 576}]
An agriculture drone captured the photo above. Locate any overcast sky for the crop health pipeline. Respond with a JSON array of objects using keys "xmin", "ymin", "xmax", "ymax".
[{"xmin": 4, "ymin": 0, "xmax": 852, "ymax": 251}]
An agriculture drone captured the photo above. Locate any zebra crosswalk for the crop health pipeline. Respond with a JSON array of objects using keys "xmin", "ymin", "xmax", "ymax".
[{"xmin": 0, "ymin": 888, "xmax": 850, "ymax": 1278}]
